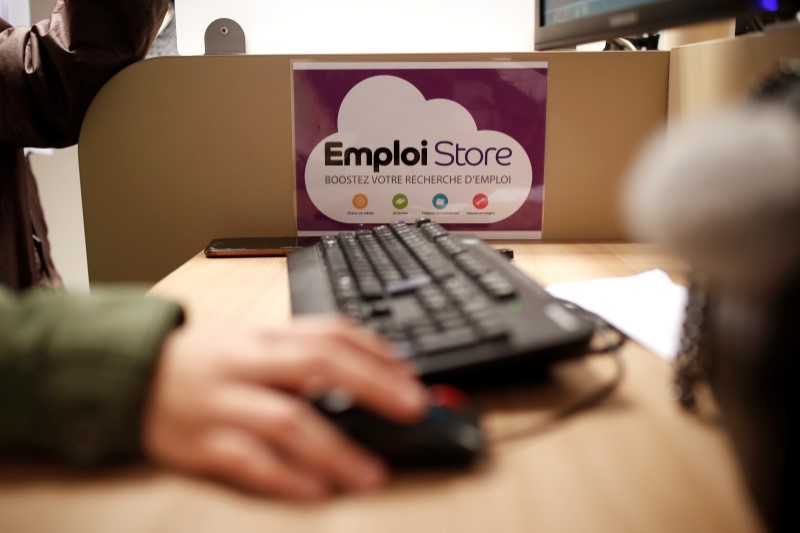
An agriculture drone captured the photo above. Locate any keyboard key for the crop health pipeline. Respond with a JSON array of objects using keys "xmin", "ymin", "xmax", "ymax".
[
  {"xmin": 478, "ymin": 271, "xmax": 516, "ymax": 299},
  {"xmin": 415, "ymin": 328, "xmax": 480, "ymax": 355},
  {"xmin": 386, "ymin": 275, "xmax": 432, "ymax": 295}
]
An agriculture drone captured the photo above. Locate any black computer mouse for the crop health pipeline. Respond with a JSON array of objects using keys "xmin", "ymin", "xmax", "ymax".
[{"xmin": 313, "ymin": 385, "xmax": 485, "ymax": 469}]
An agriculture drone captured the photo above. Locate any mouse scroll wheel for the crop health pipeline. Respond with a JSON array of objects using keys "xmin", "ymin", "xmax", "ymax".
[{"xmin": 429, "ymin": 385, "xmax": 468, "ymax": 411}]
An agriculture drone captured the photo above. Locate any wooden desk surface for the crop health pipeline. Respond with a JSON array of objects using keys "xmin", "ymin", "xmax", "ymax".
[{"xmin": 0, "ymin": 243, "xmax": 763, "ymax": 533}]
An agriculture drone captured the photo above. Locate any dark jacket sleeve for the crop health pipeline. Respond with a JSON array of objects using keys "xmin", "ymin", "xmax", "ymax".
[
  {"xmin": 0, "ymin": 287, "xmax": 183, "ymax": 466},
  {"xmin": 0, "ymin": 0, "xmax": 169, "ymax": 148}
]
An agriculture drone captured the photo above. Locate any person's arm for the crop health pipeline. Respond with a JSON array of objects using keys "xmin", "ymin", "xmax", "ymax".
[
  {"xmin": 0, "ymin": 0, "xmax": 169, "ymax": 148},
  {"xmin": 1, "ymin": 285, "xmax": 427, "ymax": 498},
  {"xmin": 0, "ymin": 286, "xmax": 184, "ymax": 466}
]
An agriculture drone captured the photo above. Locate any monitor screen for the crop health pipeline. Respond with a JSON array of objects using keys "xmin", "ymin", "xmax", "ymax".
[{"xmin": 534, "ymin": 0, "xmax": 795, "ymax": 50}]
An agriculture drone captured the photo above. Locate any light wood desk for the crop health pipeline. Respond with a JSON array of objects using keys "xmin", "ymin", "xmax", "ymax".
[{"xmin": 0, "ymin": 243, "xmax": 763, "ymax": 533}]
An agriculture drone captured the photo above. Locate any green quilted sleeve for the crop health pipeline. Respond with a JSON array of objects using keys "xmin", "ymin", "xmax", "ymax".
[{"xmin": 0, "ymin": 287, "xmax": 184, "ymax": 466}]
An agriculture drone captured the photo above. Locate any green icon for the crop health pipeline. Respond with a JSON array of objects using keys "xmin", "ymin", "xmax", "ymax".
[{"xmin": 392, "ymin": 193, "xmax": 409, "ymax": 210}]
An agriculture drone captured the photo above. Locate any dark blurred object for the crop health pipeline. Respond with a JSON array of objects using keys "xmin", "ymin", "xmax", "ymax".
[
  {"xmin": 625, "ymin": 64, "xmax": 800, "ymax": 532},
  {"xmin": 752, "ymin": 58, "xmax": 800, "ymax": 115},
  {"xmin": 313, "ymin": 386, "xmax": 485, "ymax": 469},
  {"xmin": 736, "ymin": 5, "xmax": 800, "ymax": 36},
  {"xmin": 673, "ymin": 273, "xmax": 716, "ymax": 415},
  {"xmin": 601, "ymin": 3, "xmax": 800, "ymax": 51},
  {"xmin": 604, "ymin": 34, "xmax": 660, "ymax": 51},
  {"xmin": 674, "ymin": 272, "xmax": 796, "ymax": 533}
]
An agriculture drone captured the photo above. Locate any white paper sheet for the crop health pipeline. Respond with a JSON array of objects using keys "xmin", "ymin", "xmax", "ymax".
[{"xmin": 546, "ymin": 270, "xmax": 687, "ymax": 360}]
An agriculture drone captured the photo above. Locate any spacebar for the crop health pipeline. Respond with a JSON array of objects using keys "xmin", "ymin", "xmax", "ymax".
[{"xmin": 414, "ymin": 328, "xmax": 479, "ymax": 355}]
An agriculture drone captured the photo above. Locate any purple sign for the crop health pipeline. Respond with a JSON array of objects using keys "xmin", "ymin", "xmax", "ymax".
[{"xmin": 292, "ymin": 62, "xmax": 548, "ymax": 238}]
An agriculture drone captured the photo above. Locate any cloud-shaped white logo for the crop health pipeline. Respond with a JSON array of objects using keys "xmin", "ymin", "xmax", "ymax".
[{"xmin": 305, "ymin": 75, "xmax": 532, "ymax": 223}]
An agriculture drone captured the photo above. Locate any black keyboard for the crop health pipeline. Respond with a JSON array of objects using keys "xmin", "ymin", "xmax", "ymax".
[{"xmin": 287, "ymin": 220, "xmax": 595, "ymax": 383}]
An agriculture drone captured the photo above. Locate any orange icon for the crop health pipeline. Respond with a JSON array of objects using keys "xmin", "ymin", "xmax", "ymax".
[{"xmin": 352, "ymin": 193, "xmax": 369, "ymax": 210}]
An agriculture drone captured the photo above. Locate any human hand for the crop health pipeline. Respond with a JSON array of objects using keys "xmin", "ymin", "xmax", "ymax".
[{"xmin": 142, "ymin": 316, "xmax": 427, "ymax": 499}]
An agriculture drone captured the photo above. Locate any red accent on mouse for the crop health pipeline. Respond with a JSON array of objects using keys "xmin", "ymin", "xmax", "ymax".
[{"xmin": 313, "ymin": 387, "xmax": 485, "ymax": 469}]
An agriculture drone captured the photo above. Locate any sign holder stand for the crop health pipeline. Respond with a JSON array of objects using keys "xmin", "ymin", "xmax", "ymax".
[{"xmin": 204, "ymin": 18, "xmax": 246, "ymax": 55}]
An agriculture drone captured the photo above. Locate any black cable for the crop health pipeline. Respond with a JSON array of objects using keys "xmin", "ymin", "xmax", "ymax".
[{"xmin": 487, "ymin": 302, "xmax": 627, "ymax": 446}]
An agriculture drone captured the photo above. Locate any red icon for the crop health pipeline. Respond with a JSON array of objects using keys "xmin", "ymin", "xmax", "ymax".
[{"xmin": 472, "ymin": 193, "xmax": 489, "ymax": 210}]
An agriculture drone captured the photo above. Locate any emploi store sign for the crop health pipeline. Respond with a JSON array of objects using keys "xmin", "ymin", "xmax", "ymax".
[{"xmin": 292, "ymin": 61, "xmax": 548, "ymax": 238}]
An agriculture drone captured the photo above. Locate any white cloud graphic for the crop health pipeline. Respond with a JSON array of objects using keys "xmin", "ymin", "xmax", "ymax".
[{"xmin": 305, "ymin": 75, "xmax": 533, "ymax": 223}]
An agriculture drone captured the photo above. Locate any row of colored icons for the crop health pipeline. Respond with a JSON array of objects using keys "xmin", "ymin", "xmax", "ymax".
[{"xmin": 351, "ymin": 193, "xmax": 490, "ymax": 210}]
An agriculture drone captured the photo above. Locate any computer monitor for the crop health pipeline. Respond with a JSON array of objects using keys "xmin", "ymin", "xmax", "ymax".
[{"xmin": 534, "ymin": 0, "xmax": 797, "ymax": 50}]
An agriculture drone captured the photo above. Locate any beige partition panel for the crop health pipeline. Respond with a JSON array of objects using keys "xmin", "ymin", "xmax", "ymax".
[
  {"xmin": 79, "ymin": 52, "xmax": 669, "ymax": 284},
  {"xmin": 669, "ymin": 24, "xmax": 800, "ymax": 120}
]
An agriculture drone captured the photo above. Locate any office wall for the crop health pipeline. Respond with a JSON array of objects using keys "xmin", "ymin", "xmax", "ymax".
[
  {"xmin": 175, "ymin": 0, "xmax": 536, "ymax": 55},
  {"xmin": 2, "ymin": 0, "xmax": 30, "ymax": 25},
  {"xmin": 29, "ymin": 147, "xmax": 90, "ymax": 291},
  {"xmin": 28, "ymin": 0, "xmax": 45, "ymax": 21}
]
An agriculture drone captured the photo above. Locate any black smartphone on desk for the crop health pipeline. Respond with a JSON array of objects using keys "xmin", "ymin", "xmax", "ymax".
[{"xmin": 204, "ymin": 237, "xmax": 302, "ymax": 257}]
